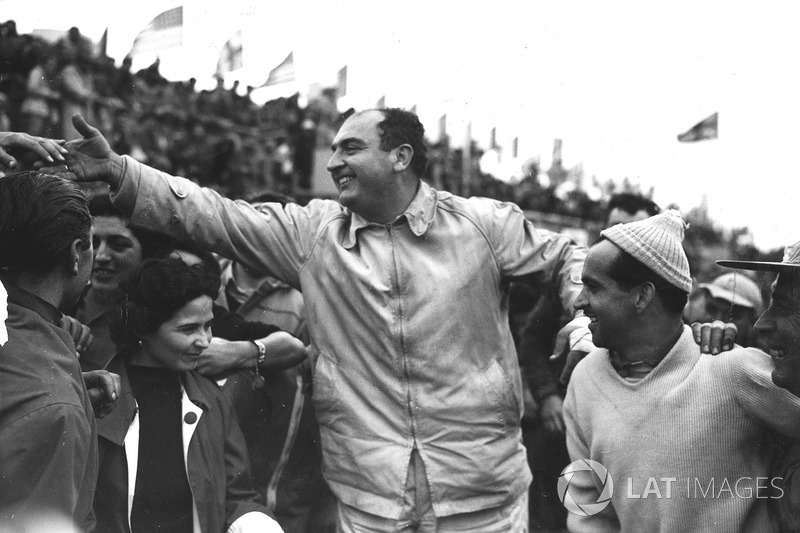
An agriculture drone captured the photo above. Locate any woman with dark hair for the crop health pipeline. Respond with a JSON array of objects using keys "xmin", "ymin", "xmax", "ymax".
[
  {"xmin": 94, "ymin": 257, "xmax": 282, "ymax": 533},
  {"xmin": 70, "ymin": 198, "xmax": 174, "ymax": 371}
]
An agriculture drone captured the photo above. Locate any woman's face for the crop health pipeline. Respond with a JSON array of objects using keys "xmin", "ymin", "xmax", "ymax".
[
  {"xmin": 91, "ymin": 216, "xmax": 143, "ymax": 294},
  {"xmin": 135, "ymin": 295, "xmax": 214, "ymax": 372}
]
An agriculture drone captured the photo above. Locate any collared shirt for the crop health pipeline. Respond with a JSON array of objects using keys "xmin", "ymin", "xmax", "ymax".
[{"xmin": 113, "ymin": 156, "xmax": 587, "ymax": 519}]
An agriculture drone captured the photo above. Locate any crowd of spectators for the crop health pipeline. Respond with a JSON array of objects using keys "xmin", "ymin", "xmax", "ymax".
[{"xmin": 1, "ymin": 18, "xmax": 640, "ymax": 219}]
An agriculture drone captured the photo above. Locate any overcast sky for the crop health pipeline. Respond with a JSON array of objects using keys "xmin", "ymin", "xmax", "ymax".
[{"xmin": 4, "ymin": 0, "xmax": 799, "ymax": 250}]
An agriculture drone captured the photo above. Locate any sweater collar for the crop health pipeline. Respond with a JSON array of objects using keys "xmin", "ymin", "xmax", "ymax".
[{"xmin": 342, "ymin": 180, "xmax": 438, "ymax": 249}]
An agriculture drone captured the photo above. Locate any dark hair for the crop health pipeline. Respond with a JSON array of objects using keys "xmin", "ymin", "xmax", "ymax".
[
  {"xmin": 110, "ymin": 257, "xmax": 219, "ymax": 352},
  {"xmin": 601, "ymin": 237, "xmax": 688, "ymax": 314},
  {"xmin": 607, "ymin": 193, "xmax": 661, "ymax": 221},
  {"xmin": 155, "ymin": 240, "xmax": 222, "ymax": 292},
  {"xmin": 89, "ymin": 197, "xmax": 176, "ymax": 260},
  {"xmin": 0, "ymin": 172, "xmax": 91, "ymax": 277},
  {"xmin": 373, "ymin": 107, "xmax": 428, "ymax": 177}
]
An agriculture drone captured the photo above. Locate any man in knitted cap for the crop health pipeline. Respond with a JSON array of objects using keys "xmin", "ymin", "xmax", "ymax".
[{"xmin": 563, "ymin": 211, "xmax": 800, "ymax": 532}]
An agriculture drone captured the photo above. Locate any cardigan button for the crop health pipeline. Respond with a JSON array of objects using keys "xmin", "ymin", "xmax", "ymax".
[{"xmin": 184, "ymin": 412, "xmax": 198, "ymax": 424}]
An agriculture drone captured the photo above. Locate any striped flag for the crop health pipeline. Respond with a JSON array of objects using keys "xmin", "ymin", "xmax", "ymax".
[
  {"xmin": 129, "ymin": 7, "xmax": 183, "ymax": 57},
  {"xmin": 262, "ymin": 52, "xmax": 295, "ymax": 86},
  {"xmin": 678, "ymin": 112, "xmax": 718, "ymax": 142},
  {"xmin": 217, "ymin": 30, "xmax": 243, "ymax": 74}
]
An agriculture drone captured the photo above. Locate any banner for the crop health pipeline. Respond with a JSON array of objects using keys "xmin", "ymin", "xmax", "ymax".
[
  {"xmin": 217, "ymin": 29, "xmax": 243, "ymax": 74},
  {"xmin": 678, "ymin": 112, "xmax": 718, "ymax": 142},
  {"xmin": 262, "ymin": 52, "xmax": 295, "ymax": 86},
  {"xmin": 129, "ymin": 6, "xmax": 183, "ymax": 57}
]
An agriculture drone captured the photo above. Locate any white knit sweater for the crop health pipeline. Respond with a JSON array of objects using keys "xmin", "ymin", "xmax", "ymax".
[{"xmin": 564, "ymin": 326, "xmax": 800, "ymax": 533}]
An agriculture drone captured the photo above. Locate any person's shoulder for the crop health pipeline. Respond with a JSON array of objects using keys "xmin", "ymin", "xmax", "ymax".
[{"xmin": 435, "ymin": 192, "xmax": 526, "ymax": 232}]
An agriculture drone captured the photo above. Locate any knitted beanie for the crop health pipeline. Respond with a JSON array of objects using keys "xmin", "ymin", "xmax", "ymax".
[{"xmin": 600, "ymin": 209, "xmax": 692, "ymax": 293}]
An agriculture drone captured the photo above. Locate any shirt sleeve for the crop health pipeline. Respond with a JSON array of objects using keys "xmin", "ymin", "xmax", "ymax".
[
  {"xmin": 563, "ymin": 373, "xmax": 621, "ymax": 533},
  {"xmin": 110, "ymin": 156, "xmax": 333, "ymax": 290},
  {"xmin": 483, "ymin": 200, "xmax": 587, "ymax": 317},
  {"xmin": 732, "ymin": 348, "xmax": 800, "ymax": 440}
]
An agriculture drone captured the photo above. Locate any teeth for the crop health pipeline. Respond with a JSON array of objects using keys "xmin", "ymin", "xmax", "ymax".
[
  {"xmin": 338, "ymin": 176, "xmax": 355, "ymax": 185},
  {"xmin": 771, "ymin": 348, "xmax": 788, "ymax": 358}
]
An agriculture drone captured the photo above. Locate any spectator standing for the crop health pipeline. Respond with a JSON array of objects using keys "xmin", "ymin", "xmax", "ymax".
[
  {"xmin": 57, "ymin": 109, "xmax": 591, "ymax": 532},
  {"xmin": 564, "ymin": 212, "xmax": 800, "ymax": 532},
  {"xmin": 0, "ymin": 171, "xmax": 97, "ymax": 530}
]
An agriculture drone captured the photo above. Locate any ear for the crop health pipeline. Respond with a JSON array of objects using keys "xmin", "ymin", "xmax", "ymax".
[
  {"xmin": 68, "ymin": 238, "xmax": 85, "ymax": 276},
  {"xmin": 633, "ymin": 282, "xmax": 657, "ymax": 312},
  {"xmin": 392, "ymin": 144, "xmax": 414, "ymax": 172}
]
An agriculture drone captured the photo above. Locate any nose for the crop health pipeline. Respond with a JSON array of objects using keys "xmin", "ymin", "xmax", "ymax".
[
  {"xmin": 94, "ymin": 240, "xmax": 111, "ymax": 262},
  {"xmin": 574, "ymin": 287, "xmax": 588, "ymax": 313},
  {"xmin": 326, "ymin": 150, "xmax": 343, "ymax": 173},
  {"xmin": 194, "ymin": 329, "xmax": 211, "ymax": 350}
]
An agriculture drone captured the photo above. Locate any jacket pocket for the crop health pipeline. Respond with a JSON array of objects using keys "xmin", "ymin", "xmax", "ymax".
[{"xmin": 480, "ymin": 359, "xmax": 521, "ymax": 431}]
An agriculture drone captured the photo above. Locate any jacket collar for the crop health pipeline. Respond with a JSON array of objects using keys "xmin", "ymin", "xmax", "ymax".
[
  {"xmin": 342, "ymin": 180, "xmax": 438, "ymax": 249},
  {"xmin": 97, "ymin": 354, "xmax": 212, "ymax": 446},
  {"xmin": 2, "ymin": 280, "xmax": 62, "ymax": 326}
]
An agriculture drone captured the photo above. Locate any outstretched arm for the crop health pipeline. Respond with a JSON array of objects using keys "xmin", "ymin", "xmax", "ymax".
[
  {"xmin": 0, "ymin": 131, "xmax": 67, "ymax": 170},
  {"xmin": 41, "ymin": 114, "xmax": 125, "ymax": 187}
]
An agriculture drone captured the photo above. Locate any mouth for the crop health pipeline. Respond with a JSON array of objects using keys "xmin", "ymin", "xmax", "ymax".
[
  {"xmin": 769, "ymin": 347, "xmax": 790, "ymax": 360},
  {"xmin": 335, "ymin": 174, "xmax": 356, "ymax": 187},
  {"xmin": 92, "ymin": 268, "xmax": 116, "ymax": 278}
]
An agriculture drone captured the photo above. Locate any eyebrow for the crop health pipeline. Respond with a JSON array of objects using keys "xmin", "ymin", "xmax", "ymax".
[{"xmin": 331, "ymin": 137, "xmax": 366, "ymax": 152}]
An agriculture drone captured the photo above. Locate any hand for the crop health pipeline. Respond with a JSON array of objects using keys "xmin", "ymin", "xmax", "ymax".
[
  {"xmin": 195, "ymin": 337, "xmax": 248, "ymax": 377},
  {"xmin": 550, "ymin": 315, "xmax": 594, "ymax": 386},
  {"xmin": 83, "ymin": 370, "xmax": 121, "ymax": 419},
  {"xmin": 0, "ymin": 131, "xmax": 67, "ymax": 171},
  {"xmin": 260, "ymin": 331, "xmax": 308, "ymax": 371},
  {"xmin": 58, "ymin": 315, "xmax": 94, "ymax": 356},
  {"xmin": 40, "ymin": 114, "xmax": 124, "ymax": 185},
  {"xmin": 540, "ymin": 395, "xmax": 565, "ymax": 434},
  {"xmin": 692, "ymin": 320, "xmax": 737, "ymax": 355}
]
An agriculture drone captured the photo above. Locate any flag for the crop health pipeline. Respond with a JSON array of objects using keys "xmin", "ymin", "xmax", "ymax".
[
  {"xmin": 217, "ymin": 30, "xmax": 243, "ymax": 74},
  {"xmin": 678, "ymin": 112, "xmax": 718, "ymax": 142},
  {"xmin": 410, "ymin": 104, "xmax": 417, "ymax": 114},
  {"xmin": 489, "ymin": 127, "xmax": 497, "ymax": 149},
  {"xmin": 129, "ymin": 6, "xmax": 183, "ymax": 57},
  {"xmin": 262, "ymin": 52, "xmax": 295, "ymax": 87},
  {"xmin": 439, "ymin": 114, "xmax": 447, "ymax": 141},
  {"xmin": 376, "ymin": 95, "xmax": 385, "ymax": 109},
  {"xmin": 96, "ymin": 27, "xmax": 108, "ymax": 57},
  {"xmin": 512, "ymin": 137, "xmax": 518, "ymax": 158},
  {"xmin": 337, "ymin": 65, "xmax": 347, "ymax": 99}
]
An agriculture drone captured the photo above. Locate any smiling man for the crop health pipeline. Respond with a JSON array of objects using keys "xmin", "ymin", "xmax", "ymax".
[
  {"xmin": 55, "ymin": 109, "xmax": 592, "ymax": 531},
  {"xmin": 564, "ymin": 211, "xmax": 800, "ymax": 533},
  {"xmin": 715, "ymin": 241, "xmax": 800, "ymax": 530}
]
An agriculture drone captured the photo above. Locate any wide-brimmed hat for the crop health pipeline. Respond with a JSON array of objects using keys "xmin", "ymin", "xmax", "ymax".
[{"xmin": 717, "ymin": 240, "xmax": 800, "ymax": 274}]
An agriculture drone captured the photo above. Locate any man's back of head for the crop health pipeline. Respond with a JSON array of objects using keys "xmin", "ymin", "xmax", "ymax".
[{"xmin": 0, "ymin": 172, "xmax": 92, "ymax": 308}]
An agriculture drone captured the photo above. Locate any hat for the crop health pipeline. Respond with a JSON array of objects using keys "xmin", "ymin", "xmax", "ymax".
[
  {"xmin": 600, "ymin": 209, "xmax": 692, "ymax": 293},
  {"xmin": 699, "ymin": 273, "xmax": 763, "ymax": 311},
  {"xmin": 717, "ymin": 240, "xmax": 800, "ymax": 274}
]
